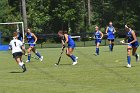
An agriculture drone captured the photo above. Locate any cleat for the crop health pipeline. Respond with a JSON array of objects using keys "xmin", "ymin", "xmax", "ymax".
[
  {"xmin": 72, "ymin": 57, "xmax": 78, "ymax": 65},
  {"xmin": 22, "ymin": 64, "xmax": 27, "ymax": 72},
  {"xmin": 136, "ymin": 54, "xmax": 139, "ymax": 62},
  {"xmin": 126, "ymin": 64, "xmax": 131, "ymax": 68},
  {"xmin": 72, "ymin": 62, "xmax": 78, "ymax": 65},
  {"xmin": 40, "ymin": 56, "xmax": 43, "ymax": 62},
  {"xmin": 94, "ymin": 53, "xmax": 99, "ymax": 56},
  {"xmin": 26, "ymin": 60, "xmax": 30, "ymax": 63}
]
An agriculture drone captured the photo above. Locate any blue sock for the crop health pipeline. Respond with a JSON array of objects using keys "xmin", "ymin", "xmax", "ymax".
[
  {"xmin": 36, "ymin": 52, "xmax": 41, "ymax": 58},
  {"xmin": 127, "ymin": 56, "xmax": 131, "ymax": 65},
  {"xmin": 96, "ymin": 48, "xmax": 99, "ymax": 55},
  {"xmin": 28, "ymin": 54, "xmax": 31, "ymax": 61},
  {"xmin": 109, "ymin": 44, "xmax": 112, "ymax": 51},
  {"xmin": 70, "ymin": 55, "xmax": 76, "ymax": 62}
]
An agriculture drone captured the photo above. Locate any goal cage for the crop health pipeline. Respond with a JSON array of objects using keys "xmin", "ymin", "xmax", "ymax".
[{"xmin": 0, "ymin": 22, "xmax": 24, "ymax": 51}]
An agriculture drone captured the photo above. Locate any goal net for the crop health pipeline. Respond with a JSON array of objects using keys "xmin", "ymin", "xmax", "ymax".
[{"xmin": 0, "ymin": 22, "xmax": 25, "ymax": 45}]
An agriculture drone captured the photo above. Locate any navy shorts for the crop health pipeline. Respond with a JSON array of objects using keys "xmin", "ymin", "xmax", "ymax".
[
  {"xmin": 108, "ymin": 39, "xmax": 114, "ymax": 42},
  {"xmin": 68, "ymin": 43, "xmax": 76, "ymax": 49},
  {"xmin": 13, "ymin": 52, "xmax": 23, "ymax": 58},
  {"xmin": 95, "ymin": 40, "xmax": 102, "ymax": 44},
  {"xmin": 128, "ymin": 41, "xmax": 139, "ymax": 48},
  {"xmin": 29, "ymin": 44, "xmax": 36, "ymax": 47}
]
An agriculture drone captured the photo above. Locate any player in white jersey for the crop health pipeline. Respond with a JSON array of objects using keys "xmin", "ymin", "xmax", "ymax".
[{"xmin": 9, "ymin": 32, "xmax": 27, "ymax": 72}]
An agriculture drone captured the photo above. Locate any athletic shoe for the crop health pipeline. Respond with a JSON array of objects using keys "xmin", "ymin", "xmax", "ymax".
[
  {"xmin": 136, "ymin": 54, "xmax": 139, "ymax": 62},
  {"xmin": 72, "ymin": 57, "xmax": 78, "ymax": 65},
  {"xmin": 22, "ymin": 64, "xmax": 27, "ymax": 72},
  {"xmin": 26, "ymin": 60, "xmax": 30, "ymax": 63},
  {"xmin": 94, "ymin": 53, "xmax": 99, "ymax": 56},
  {"xmin": 126, "ymin": 64, "xmax": 131, "ymax": 68},
  {"xmin": 40, "ymin": 56, "xmax": 43, "ymax": 62},
  {"xmin": 72, "ymin": 62, "xmax": 78, "ymax": 65}
]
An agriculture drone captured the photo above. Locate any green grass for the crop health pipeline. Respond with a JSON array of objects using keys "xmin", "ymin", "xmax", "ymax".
[{"xmin": 0, "ymin": 45, "xmax": 140, "ymax": 93}]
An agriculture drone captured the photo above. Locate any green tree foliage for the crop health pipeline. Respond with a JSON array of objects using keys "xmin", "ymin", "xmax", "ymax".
[{"xmin": 0, "ymin": 0, "xmax": 140, "ymax": 33}]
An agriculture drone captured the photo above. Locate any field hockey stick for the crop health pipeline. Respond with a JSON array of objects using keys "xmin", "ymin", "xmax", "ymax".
[
  {"xmin": 24, "ymin": 43, "xmax": 36, "ymax": 45},
  {"xmin": 55, "ymin": 46, "xmax": 65, "ymax": 66}
]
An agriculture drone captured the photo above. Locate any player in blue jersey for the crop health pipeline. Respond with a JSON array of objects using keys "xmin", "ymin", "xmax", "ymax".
[
  {"xmin": 105, "ymin": 21, "xmax": 116, "ymax": 51},
  {"xmin": 25, "ymin": 29, "xmax": 43, "ymax": 62},
  {"xmin": 94, "ymin": 26, "xmax": 103, "ymax": 55},
  {"xmin": 58, "ymin": 30, "xmax": 78, "ymax": 65},
  {"xmin": 16, "ymin": 29, "xmax": 23, "ymax": 42},
  {"xmin": 120, "ymin": 24, "xmax": 139, "ymax": 68}
]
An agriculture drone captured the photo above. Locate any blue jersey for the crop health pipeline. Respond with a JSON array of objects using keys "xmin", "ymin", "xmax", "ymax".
[
  {"xmin": 68, "ymin": 35, "xmax": 75, "ymax": 45},
  {"xmin": 17, "ymin": 33, "xmax": 23, "ymax": 41},
  {"xmin": 26, "ymin": 33, "xmax": 35, "ymax": 43},
  {"xmin": 107, "ymin": 26, "xmax": 115, "ymax": 39},
  {"xmin": 127, "ymin": 30, "xmax": 137, "ymax": 43},
  {"xmin": 62, "ymin": 35, "xmax": 75, "ymax": 48},
  {"xmin": 95, "ymin": 31, "xmax": 101, "ymax": 39},
  {"xmin": 95, "ymin": 31, "xmax": 102, "ymax": 44},
  {"xmin": 127, "ymin": 29, "xmax": 139, "ymax": 47}
]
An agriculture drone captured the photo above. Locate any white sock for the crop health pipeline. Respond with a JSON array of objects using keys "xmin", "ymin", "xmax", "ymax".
[{"xmin": 19, "ymin": 62, "xmax": 24, "ymax": 67}]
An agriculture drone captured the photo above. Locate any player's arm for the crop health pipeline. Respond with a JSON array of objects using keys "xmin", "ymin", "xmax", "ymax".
[
  {"xmin": 105, "ymin": 27, "xmax": 108, "ymax": 34},
  {"xmin": 19, "ymin": 41, "xmax": 26, "ymax": 55},
  {"xmin": 100, "ymin": 31, "xmax": 104, "ymax": 39},
  {"xmin": 9, "ymin": 42, "xmax": 12, "ymax": 50},
  {"xmin": 113, "ymin": 28, "xmax": 116, "ymax": 34},
  {"xmin": 32, "ymin": 33, "xmax": 37, "ymax": 44},
  {"xmin": 129, "ymin": 31, "xmax": 137, "ymax": 44},
  {"xmin": 21, "ymin": 45, "xmax": 26, "ymax": 55},
  {"xmin": 63, "ymin": 34, "xmax": 68, "ymax": 46}
]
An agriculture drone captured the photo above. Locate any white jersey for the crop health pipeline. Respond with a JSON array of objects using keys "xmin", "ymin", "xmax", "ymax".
[{"xmin": 9, "ymin": 38, "xmax": 23, "ymax": 54}]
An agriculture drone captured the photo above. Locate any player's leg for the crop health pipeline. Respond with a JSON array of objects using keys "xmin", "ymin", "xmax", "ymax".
[
  {"xmin": 127, "ymin": 45, "xmax": 132, "ymax": 68},
  {"xmin": 26, "ymin": 47, "xmax": 33, "ymax": 62},
  {"xmin": 66, "ymin": 48, "xmax": 78, "ymax": 65},
  {"xmin": 15, "ymin": 56, "xmax": 26, "ymax": 72},
  {"xmin": 108, "ymin": 39, "xmax": 112, "ymax": 51},
  {"xmin": 19, "ymin": 55, "xmax": 27, "ymax": 72},
  {"xmin": 111, "ymin": 40, "xmax": 114, "ymax": 51},
  {"xmin": 32, "ymin": 47, "xmax": 43, "ymax": 61},
  {"xmin": 132, "ymin": 47, "xmax": 139, "ymax": 62},
  {"xmin": 96, "ymin": 42, "xmax": 100, "ymax": 55}
]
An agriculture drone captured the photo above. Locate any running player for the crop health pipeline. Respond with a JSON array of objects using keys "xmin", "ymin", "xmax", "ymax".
[
  {"xmin": 58, "ymin": 30, "xmax": 78, "ymax": 65},
  {"xmin": 94, "ymin": 26, "xmax": 103, "ymax": 55},
  {"xmin": 25, "ymin": 28, "xmax": 43, "ymax": 62},
  {"xmin": 120, "ymin": 24, "xmax": 139, "ymax": 68},
  {"xmin": 105, "ymin": 21, "xmax": 116, "ymax": 51},
  {"xmin": 9, "ymin": 32, "xmax": 27, "ymax": 72}
]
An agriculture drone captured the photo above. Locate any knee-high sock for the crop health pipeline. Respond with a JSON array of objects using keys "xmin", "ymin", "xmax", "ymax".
[
  {"xmin": 96, "ymin": 48, "xmax": 99, "ymax": 55},
  {"xmin": 111, "ymin": 44, "xmax": 114, "ymax": 50},
  {"xmin": 127, "ymin": 56, "xmax": 131, "ymax": 65},
  {"xmin": 28, "ymin": 54, "xmax": 31, "ymax": 61},
  {"xmin": 109, "ymin": 44, "xmax": 112, "ymax": 51},
  {"xmin": 36, "ymin": 52, "xmax": 41, "ymax": 58},
  {"xmin": 70, "ymin": 55, "xmax": 76, "ymax": 62}
]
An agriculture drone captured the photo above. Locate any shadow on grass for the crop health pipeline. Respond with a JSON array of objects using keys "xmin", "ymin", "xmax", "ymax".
[
  {"xmin": 55, "ymin": 64, "xmax": 72, "ymax": 66},
  {"xmin": 60, "ymin": 64, "xmax": 72, "ymax": 65},
  {"xmin": 9, "ymin": 71, "xmax": 23, "ymax": 73}
]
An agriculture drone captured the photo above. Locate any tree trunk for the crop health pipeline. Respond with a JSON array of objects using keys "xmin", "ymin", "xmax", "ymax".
[
  {"xmin": 88, "ymin": 0, "xmax": 91, "ymax": 26},
  {"xmin": 22, "ymin": 0, "xmax": 27, "ymax": 30}
]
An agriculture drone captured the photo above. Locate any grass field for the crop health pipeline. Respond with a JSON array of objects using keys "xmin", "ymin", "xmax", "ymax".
[{"xmin": 0, "ymin": 45, "xmax": 140, "ymax": 93}]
